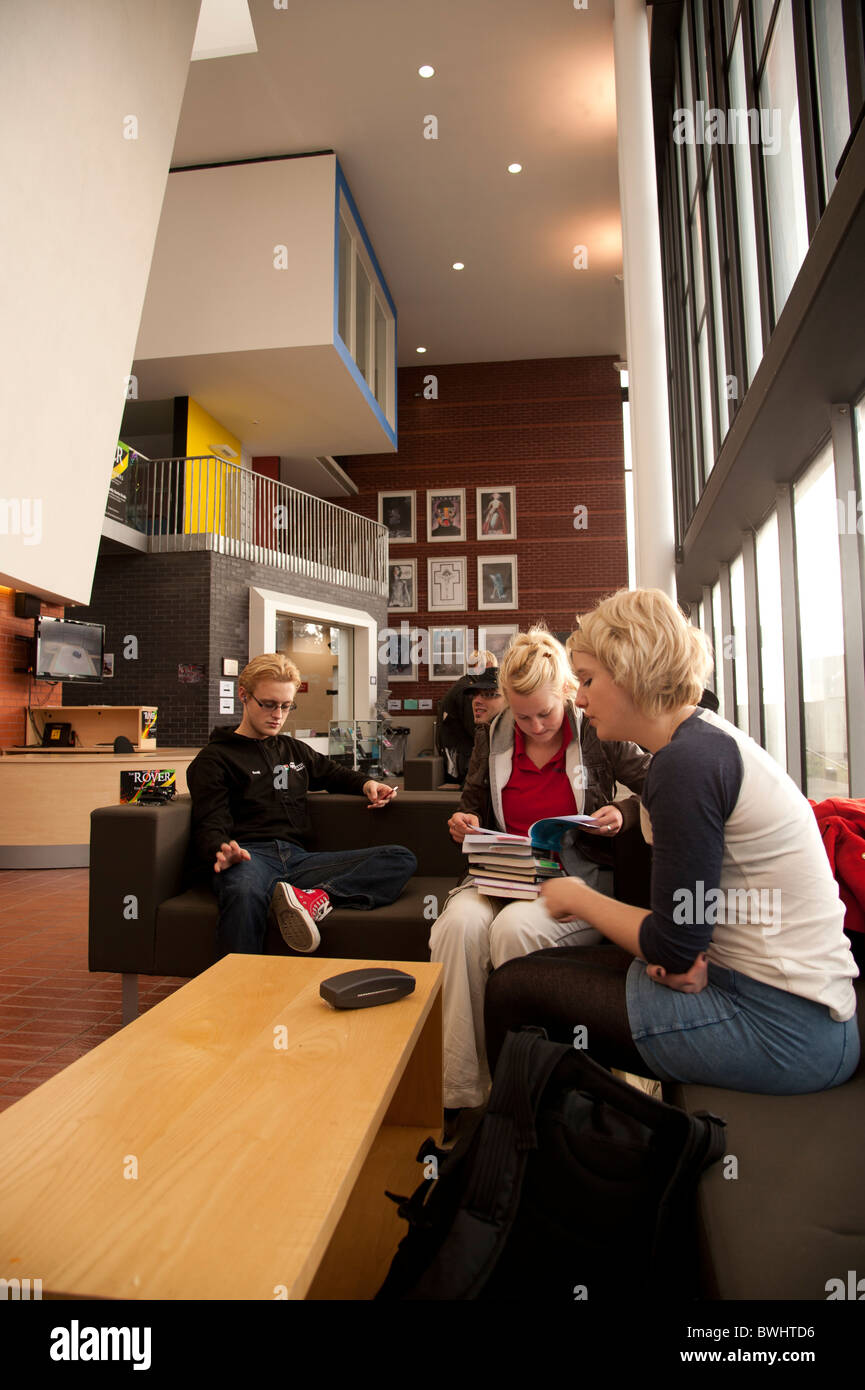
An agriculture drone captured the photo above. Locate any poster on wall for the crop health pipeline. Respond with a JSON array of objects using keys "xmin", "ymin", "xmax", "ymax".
[
  {"xmin": 105, "ymin": 440, "xmax": 139, "ymax": 525},
  {"xmin": 379, "ymin": 491, "xmax": 416, "ymax": 543},
  {"xmin": 427, "ymin": 556, "xmax": 466, "ymax": 611},
  {"xmin": 427, "ymin": 488, "xmax": 466, "ymax": 542},
  {"xmin": 476, "ymin": 486, "xmax": 516, "ymax": 540},
  {"xmin": 478, "ymin": 624, "xmax": 519, "ymax": 664},
  {"xmin": 430, "ymin": 626, "xmax": 467, "ymax": 681},
  {"xmin": 388, "ymin": 560, "xmax": 416, "ymax": 610},
  {"xmin": 477, "ymin": 556, "xmax": 518, "ymax": 610}
]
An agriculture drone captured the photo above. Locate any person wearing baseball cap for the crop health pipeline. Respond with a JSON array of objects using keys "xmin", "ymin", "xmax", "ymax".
[{"xmin": 437, "ymin": 650, "xmax": 499, "ymax": 786}]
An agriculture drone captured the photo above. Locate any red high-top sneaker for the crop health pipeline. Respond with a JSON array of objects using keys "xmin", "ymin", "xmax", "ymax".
[{"xmin": 270, "ymin": 884, "xmax": 332, "ymax": 953}]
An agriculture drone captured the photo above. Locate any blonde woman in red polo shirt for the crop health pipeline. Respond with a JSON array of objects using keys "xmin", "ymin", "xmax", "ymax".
[{"xmin": 429, "ymin": 627, "xmax": 651, "ymax": 1113}]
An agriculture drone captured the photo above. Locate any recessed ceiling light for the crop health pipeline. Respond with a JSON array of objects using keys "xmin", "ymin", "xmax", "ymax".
[
  {"xmin": 416, "ymin": 346, "xmax": 427, "ymax": 354},
  {"xmin": 452, "ymin": 262, "xmax": 465, "ymax": 270},
  {"xmin": 418, "ymin": 64, "xmax": 435, "ymax": 78},
  {"xmin": 507, "ymin": 163, "xmax": 522, "ymax": 174}
]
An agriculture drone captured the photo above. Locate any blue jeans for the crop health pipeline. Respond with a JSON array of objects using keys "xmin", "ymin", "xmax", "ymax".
[
  {"xmin": 212, "ymin": 838, "xmax": 417, "ymax": 955},
  {"xmin": 626, "ymin": 959, "xmax": 860, "ymax": 1094}
]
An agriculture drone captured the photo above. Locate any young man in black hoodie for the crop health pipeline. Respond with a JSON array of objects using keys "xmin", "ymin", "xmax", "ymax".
[{"xmin": 187, "ymin": 654, "xmax": 417, "ymax": 955}]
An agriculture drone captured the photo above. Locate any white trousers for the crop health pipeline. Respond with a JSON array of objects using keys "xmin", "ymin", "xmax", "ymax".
[{"xmin": 429, "ymin": 863, "xmax": 613, "ymax": 1108}]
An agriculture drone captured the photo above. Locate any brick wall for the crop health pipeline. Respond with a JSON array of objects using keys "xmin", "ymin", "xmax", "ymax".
[
  {"xmin": 206, "ymin": 555, "xmax": 388, "ymax": 734},
  {"xmin": 61, "ymin": 552, "xmax": 388, "ymax": 746},
  {"xmin": 0, "ymin": 588, "xmax": 66, "ymax": 748},
  {"xmin": 338, "ymin": 355, "xmax": 627, "ymax": 704},
  {"xmin": 61, "ymin": 552, "xmax": 212, "ymax": 745}
]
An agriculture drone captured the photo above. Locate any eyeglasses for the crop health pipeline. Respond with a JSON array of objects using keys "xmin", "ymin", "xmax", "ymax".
[{"xmin": 250, "ymin": 695, "xmax": 298, "ymax": 713}]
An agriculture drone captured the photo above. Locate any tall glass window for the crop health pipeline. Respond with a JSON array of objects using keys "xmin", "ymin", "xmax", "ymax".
[
  {"xmin": 724, "ymin": 0, "xmax": 739, "ymax": 44},
  {"xmin": 759, "ymin": 0, "xmax": 809, "ymax": 318},
  {"xmin": 373, "ymin": 299, "xmax": 388, "ymax": 412},
  {"xmin": 680, "ymin": 11, "xmax": 698, "ymax": 198},
  {"xmin": 729, "ymin": 552, "xmax": 750, "ymax": 732},
  {"xmin": 728, "ymin": 26, "xmax": 764, "ymax": 383},
  {"xmin": 338, "ymin": 216, "xmax": 352, "ymax": 345},
  {"xmin": 794, "ymin": 444, "xmax": 849, "ymax": 798},
  {"xmin": 753, "ymin": 0, "xmax": 777, "ymax": 58},
  {"xmin": 706, "ymin": 168, "xmax": 730, "ymax": 438},
  {"xmin": 354, "ymin": 259, "xmax": 370, "ymax": 381},
  {"xmin": 756, "ymin": 511, "xmax": 787, "ymax": 767},
  {"xmin": 855, "ymin": 389, "xmax": 865, "ymax": 564},
  {"xmin": 336, "ymin": 195, "xmax": 396, "ymax": 427},
  {"xmin": 811, "ymin": 0, "xmax": 851, "ymax": 197},
  {"xmin": 712, "ymin": 579, "xmax": 727, "ymax": 719}
]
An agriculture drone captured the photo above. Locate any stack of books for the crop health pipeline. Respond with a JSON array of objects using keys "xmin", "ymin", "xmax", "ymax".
[{"xmin": 462, "ymin": 828, "xmax": 562, "ymax": 900}]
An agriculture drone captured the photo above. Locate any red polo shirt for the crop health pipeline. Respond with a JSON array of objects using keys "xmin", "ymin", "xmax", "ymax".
[{"xmin": 500, "ymin": 720, "xmax": 578, "ymax": 836}]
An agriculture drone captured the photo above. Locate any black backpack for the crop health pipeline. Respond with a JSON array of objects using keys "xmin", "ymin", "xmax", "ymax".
[{"xmin": 377, "ymin": 1028, "xmax": 726, "ymax": 1301}]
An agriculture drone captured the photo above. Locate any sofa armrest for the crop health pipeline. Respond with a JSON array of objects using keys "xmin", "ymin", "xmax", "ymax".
[{"xmin": 89, "ymin": 797, "xmax": 192, "ymax": 974}]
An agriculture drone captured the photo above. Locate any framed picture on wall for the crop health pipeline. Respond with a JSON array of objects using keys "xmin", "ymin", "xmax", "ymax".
[
  {"xmin": 430, "ymin": 626, "xmax": 467, "ymax": 681},
  {"xmin": 427, "ymin": 488, "xmax": 466, "ymax": 542},
  {"xmin": 478, "ymin": 624, "xmax": 519, "ymax": 665},
  {"xmin": 388, "ymin": 560, "xmax": 416, "ymax": 611},
  {"xmin": 427, "ymin": 556, "xmax": 467, "ymax": 611},
  {"xmin": 477, "ymin": 555, "xmax": 518, "ymax": 610},
  {"xmin": 379, "ymin": 491, "xmax": 416, "ymax": 543},
  {"xmin": 386, "ymin": 626, "xmax": 420, "ymax": 682},
  {"xmin": 476, "ymin": 486, "xmax": 516, "ymax": 540}
]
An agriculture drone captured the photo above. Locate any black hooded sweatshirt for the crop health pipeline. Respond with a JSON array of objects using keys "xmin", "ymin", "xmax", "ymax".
[{"xmin": 186, "ymin": 726, "xmax": 369, "ymax": 866}]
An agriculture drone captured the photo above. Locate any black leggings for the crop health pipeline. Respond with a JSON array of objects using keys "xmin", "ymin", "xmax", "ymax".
[{"xmin": 484, "ymin": 943, "xmax": 662, "ymax": 1080}]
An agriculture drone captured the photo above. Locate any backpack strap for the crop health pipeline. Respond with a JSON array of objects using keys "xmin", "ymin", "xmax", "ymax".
[
  {"xmin": 461, "ymin": 1028, "xmax": 567, "ymax": 1218},
  {"xmin": 408, "ymin": 1029, "xmax": 567, "ymax": 1298}
]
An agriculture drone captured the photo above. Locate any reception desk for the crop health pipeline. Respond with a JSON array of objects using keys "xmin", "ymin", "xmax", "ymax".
[{"xmin": 0, "ymin": 750, "xmax": 198, "ymax": 868}]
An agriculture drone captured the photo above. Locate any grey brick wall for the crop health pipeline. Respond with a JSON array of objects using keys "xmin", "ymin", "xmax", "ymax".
[{"xmin": 64, "ymin": 549, "xmax": 388, "ymax": 747}]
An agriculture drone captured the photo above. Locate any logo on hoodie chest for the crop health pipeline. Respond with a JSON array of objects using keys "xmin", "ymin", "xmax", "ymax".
[{"xmin": 272, "ymin": 762, "xmax": 306, "ymax": 791}]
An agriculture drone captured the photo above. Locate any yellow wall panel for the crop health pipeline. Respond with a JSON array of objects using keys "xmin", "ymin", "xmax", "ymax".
[{"xmin": 183, "ymin": 400, "xmax": 243, "ymax": 535}]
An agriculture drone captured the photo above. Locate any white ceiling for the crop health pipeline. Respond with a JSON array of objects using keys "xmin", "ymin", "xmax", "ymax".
[{"xmin": 171, "ymin": 0, "xmax": 625, "ymax": 368}]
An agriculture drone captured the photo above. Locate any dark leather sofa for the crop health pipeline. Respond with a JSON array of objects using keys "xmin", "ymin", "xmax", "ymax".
[{"xmin": 88, "ymin": 791, "xmax": 464, "ymax": 1019}]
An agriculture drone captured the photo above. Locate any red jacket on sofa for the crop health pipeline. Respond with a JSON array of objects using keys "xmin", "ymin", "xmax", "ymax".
[{"xmin": 810, "ymin": 797, "xmax": 865, "ymax": 936}]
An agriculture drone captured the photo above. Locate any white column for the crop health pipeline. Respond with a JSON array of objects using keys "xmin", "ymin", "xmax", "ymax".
[{"xmin": 613, "ymin": 0, "xmax": 677, "ymax": 597}]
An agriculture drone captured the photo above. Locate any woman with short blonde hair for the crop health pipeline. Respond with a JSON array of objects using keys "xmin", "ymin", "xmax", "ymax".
[
  {"xmin": 566, "ymin": 587, "xmax": 710, "ymax": 716},
  {"xmin": 484, "ymin": 589, "xmax": 859, "ymax": 1095}
]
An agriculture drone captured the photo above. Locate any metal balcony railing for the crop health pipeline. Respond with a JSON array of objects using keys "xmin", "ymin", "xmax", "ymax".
[{"xmin": 121, "ymin": 455, "xmax": 387, "ymax": 596}]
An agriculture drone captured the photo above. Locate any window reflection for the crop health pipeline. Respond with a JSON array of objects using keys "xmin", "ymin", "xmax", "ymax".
[
  {"xmin": 712, "ymin": 579, "xmax": 727, "ymax": 719},
  {"xmin": 729, "ymin": 27, "xmax": 763, "ymax": 383},
  {"xmin": 730, "ymin": 552, "xmax": 750, "ymax": 733},
  {"xmin": 794, "ymin": 444, "xmax": 849, "ymax": 798},
  {"xmin": 811, "ymin": 0, "xmax": 851, "ymax": 196},
  {"xmin": 706, "ymin": 169, "xmax": 730, "ymax": 438},
  {"xmin": 756, "ymin": 511, "xmax": 787, "ymax": 768},
  {"xmin": 759, "ymin": 0, "xmax": 809, "ymax": 318}
]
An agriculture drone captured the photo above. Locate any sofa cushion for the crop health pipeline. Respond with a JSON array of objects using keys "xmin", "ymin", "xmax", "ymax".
[
  {"xmin": 667, "ymin": 981, "xmax": 865, "ymax": 1300},
  {"xmin": 154, "ymin": 876, "xmax": 455, "ymax": 976}
]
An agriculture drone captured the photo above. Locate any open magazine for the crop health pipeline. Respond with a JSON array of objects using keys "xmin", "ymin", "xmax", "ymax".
[
  {"xmin": 464, "ymin": 813, "xmax": 604, "ymax": 853},
  {"xmin": 462, "ymin": 814, "xmax": 606, "ymax": 899}
]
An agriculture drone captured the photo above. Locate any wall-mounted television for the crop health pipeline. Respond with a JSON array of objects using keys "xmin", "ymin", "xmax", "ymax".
[{"xmin": 36, "ymin": 617, "xmax": 105, "ymax": 683}]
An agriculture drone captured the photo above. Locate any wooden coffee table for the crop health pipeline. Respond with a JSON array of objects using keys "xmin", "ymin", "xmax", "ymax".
[{"xmin": 0, "ymin": 955, "xmax": 442, "ymax": 1300}]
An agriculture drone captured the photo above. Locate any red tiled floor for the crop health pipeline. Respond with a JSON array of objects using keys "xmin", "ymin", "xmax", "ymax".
[{"xmin": 0, "ymin": 869, "xmax": 187, "ymax": 1113}]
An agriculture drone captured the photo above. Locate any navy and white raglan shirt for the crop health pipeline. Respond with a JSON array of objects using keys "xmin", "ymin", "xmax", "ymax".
[{"xmin": 637, "ymin": 709, "xmax": 858, "ymax": 1022}]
